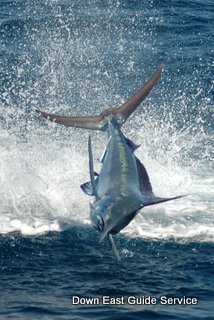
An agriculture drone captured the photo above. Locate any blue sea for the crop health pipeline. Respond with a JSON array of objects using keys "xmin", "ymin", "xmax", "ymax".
[{"xmin": 0, "ymin": 0, "xmax": 213, "ymax": 319}]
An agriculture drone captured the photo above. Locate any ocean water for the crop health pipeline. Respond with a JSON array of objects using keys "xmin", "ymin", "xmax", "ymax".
[{"xmin": 0, "ymin": 0, "xmax": 213, "ymax": 319}]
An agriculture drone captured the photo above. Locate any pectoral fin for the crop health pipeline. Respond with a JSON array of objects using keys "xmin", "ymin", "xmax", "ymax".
[
  {"xmin": 143, "ymin": 195, "xmax": 185, "ymax": 207},
  {"xmin": 88, "ymin": 135, "xmax": 100, "ymax": 200}
]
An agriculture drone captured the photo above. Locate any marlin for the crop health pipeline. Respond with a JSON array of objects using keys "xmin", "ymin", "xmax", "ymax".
[{"xmin": 37, "ymin": 65, "xmax": 183, "ymax": 260}]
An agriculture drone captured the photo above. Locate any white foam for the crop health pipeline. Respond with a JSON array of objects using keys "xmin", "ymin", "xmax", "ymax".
[{"xmin": 0, "ymin": 128, "xmax": 91, "ymax": 235}]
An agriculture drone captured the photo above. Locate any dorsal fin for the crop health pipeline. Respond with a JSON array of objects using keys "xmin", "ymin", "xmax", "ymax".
[
  {"xmin": 135, "ymin": 156, "xmax": 186, "ymax": 206},
  {"xmin": 135, "ymin": 156, "xmax": 153, "ymax": 196},
  {"xmin": 36, "ymin": 65, "xmax": 164, "ymax": 130},
  {"xmin": 125, "ymin": 137, "xmax": 141, "ymax": 152}
]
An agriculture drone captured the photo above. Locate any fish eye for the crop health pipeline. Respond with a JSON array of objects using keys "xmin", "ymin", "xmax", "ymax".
[
  {"xmin": 96, "ymin": 215, "xmax": 104, "ymax": 231},
  {"xmin": 91, "ymin": 213, "xmax": 104, "ymax": 232}
]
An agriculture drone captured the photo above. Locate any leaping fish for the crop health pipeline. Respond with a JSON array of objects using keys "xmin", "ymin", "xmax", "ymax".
[{"xmin": 37, "ymin": 65, "xmax": 184, "ymax": 260}]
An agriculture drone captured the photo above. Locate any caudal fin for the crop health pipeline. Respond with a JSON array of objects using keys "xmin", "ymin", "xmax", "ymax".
[
  {"xmin": 116, "ymin": 64, "xmax": 164, "ymax": 123},
  {"xmin": 36, "ymin": 64, "xmax": 164, "ymax": 130}
]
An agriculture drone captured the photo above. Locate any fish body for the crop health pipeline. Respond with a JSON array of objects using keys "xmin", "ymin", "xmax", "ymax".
[{"xmin": 37, "ymin": 65, "xmax": 184, "ymax": 259}]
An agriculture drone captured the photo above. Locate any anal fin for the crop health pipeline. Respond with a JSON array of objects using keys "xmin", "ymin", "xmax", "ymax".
[
  {"xmin": 80, "ymin": 181, "xmax": 94, "ymax": 196},
  {"xmin": 80, "ymin": 174, "xmax": 99, "ymax": 196}
]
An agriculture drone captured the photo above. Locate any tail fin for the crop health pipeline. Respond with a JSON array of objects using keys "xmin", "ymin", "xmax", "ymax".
[
  {"xmin": 116, "ymin": 64, "xmax": 164, "ymax": 123},
  {"xmin": 36, "ymin": 110, "xmax": 105, "ymax": 130},
  {"xmin": 36, "ymin": 64, "xmax": 164, "ymax": 130}
]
